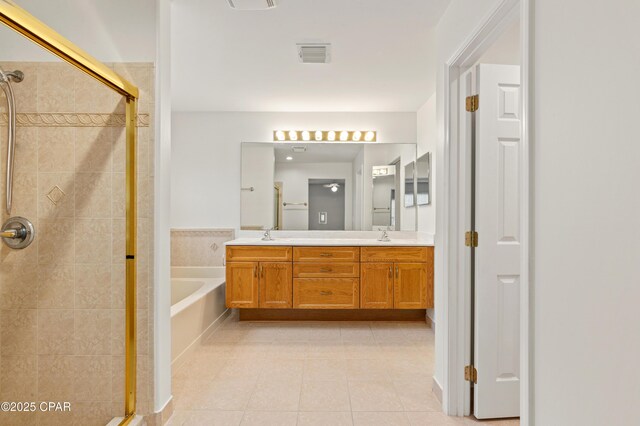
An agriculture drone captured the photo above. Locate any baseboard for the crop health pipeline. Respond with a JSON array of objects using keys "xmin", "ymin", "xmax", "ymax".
[
  {"xmin": 143, "ymin": 397, "xmax": 174, "ymax": 426},
  {"xmin": 432, "ymin": 376, "xmax": 443, "ymax": 404},
  {"xmin": 239, "ymin": 308, "xmax": 428, "ymax": 321},
  {"xmin": 171, "ymin": 308, "xmax": 231, "ymax": 373}
]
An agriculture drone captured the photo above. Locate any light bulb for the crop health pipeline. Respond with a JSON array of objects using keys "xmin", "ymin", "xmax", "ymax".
[
  {"xmin": 327, "ymin": 131, "xmax": 336, "ymax": 141},
  {"xmin": 340, "ymin": 131, "xmax": 349, "ymax": 141},
  {"xmin": 352, "ymin": 131, "xmax": 362, "ymax": 141},
  {"xmin": 365, "ymin": 131, "xmax": 375, "ymax": 142},
  {"xmin": 275, "ymin": 130, "xmax": 285, "ymax": 141},
  {"xmin": 315, "ymin": 131, "xmax": 323, "ymax": 141},
  {"xmin": 289, "ymin": 130, "xmax": 298, "ymax": 141},
  {"xmin": 286, "ymin": 156, "xmax": 293, "ymax": 161},
  {"xmin": 302, "ymin": 131, "xmax": 310, "ymax": 141},
  {"xmin": 331, "ymin": 185, "xmax": 338, "ymax": 192}
]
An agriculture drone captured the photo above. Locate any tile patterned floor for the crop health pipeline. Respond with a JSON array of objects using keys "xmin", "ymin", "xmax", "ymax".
[{"xmin": 168, "ymin": 311, "xmax": 519, "ymax": 426}]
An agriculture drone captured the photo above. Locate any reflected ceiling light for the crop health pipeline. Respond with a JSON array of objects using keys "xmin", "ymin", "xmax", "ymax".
[
  {"xmin": 315, "ymin": 130, "xmax": 323, "ymax": 141},
  {"xmin": 365, "ymin": 131, "xmax": 375, "ymax": 142},
  {"xmin": 352, "ymin": 131, "xmax": 362, "ymax": 141},
  {"xmin": 286, "ymin": 156, "xmax": 293, "ymax": 161},
  {"xmin": 301, "ymin": 131, "xmax": 310, "ymax": 141},
  {"xmin": 340, "ymin": 131, "xmax": 349, "ymax": 141},
  {"xmin": 323, "ymin": 183, "xmax": 340, "ymax": 192},
  {"xmin": 327, "ymin": 131, "xmax": 336, "ymax": 141},
  {"xmin": 275, "ymin": 130, "xmax": 285, "ymax": 141},
  {"xmin": 288, "ymin": 130, "xmax": 298, "ymax": 141}
]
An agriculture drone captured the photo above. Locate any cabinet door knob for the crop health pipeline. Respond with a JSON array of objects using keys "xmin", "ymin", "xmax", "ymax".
[{"xmin": 396, "ymin": 266, "xmax": 399, "ymax": 279}]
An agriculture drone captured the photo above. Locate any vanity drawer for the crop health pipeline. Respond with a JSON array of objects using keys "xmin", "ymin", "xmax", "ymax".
[
  {"xmin": 293, "ymin": 278, "xmax": 359, "ymax": 309},
  {"xmin": 293, "ymin": 246, "xmax": 360, "ymax": 263},
  {"xmin": 293, "ymin": 263, "xmax": 359, "ymax": 278},
  {"xmin": 226, "ymin": 246, "xmax": 292, "ymax": 262},
  {"xmin": 361, "ymin": 246, "xmax": 432, "ymax": 263}
]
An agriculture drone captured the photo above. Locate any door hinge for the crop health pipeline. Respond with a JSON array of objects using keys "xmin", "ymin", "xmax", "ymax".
[
  {"xmin": 465, "ymin": 231, "xmax": 478, "ymax": 247},
  {"xmin": 465, "ymin": 365, "xmax": 478, "ymax": 384},
  {"xmin": 465, "ymin": 94, "xmax": 479, "ymax": 112}
]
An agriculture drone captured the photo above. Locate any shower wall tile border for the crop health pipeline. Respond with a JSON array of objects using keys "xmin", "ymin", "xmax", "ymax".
[{"xmin": 0, "ymin": 112, "xmax": 150, "ymax": 127}]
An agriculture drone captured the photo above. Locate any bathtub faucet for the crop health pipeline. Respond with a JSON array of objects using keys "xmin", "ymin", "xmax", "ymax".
[{"xmin": 261, "ymin": 228, "xmax": 274, "ymax": 241}]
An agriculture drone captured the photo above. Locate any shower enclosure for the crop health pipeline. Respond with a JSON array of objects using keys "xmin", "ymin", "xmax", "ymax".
[{"xmin": 0, "ymin": 2, "xmax": 149, "ymax": 425}]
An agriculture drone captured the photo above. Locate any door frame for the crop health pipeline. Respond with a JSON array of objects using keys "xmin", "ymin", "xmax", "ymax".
[{"xmin": 440, "ymin": 0, "xmax": 531, "ymax": 423}]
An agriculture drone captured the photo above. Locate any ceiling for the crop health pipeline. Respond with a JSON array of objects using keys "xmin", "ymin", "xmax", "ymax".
[
  {"xmin": 274, "ymin": 143, "xmax": 363, "ymax": 163},
  {"xmin": 172, "ymin": 0, "xmax": 450, "ymax": 112}
]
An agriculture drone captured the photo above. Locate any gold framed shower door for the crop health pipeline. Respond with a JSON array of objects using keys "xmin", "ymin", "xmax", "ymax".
[{"xmin": 0, "ymin": 1, "xmax": 139, "ymax": 425}]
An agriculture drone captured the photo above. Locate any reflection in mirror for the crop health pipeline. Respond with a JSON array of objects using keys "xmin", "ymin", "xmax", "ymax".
[
  {"xmin": 404, "ymin": 161, "xmax": 415, "ymax": 208},
  {"xmin": 240, "ymin": 142, "xmax": 417, "ymax": 231},
  {"xmin": 416, "ymin": 152, "xmax": 431, "ymax": 205},
  {"xmin": 372, "ymin": 165, "xmax": 396, "ymax": 229}
]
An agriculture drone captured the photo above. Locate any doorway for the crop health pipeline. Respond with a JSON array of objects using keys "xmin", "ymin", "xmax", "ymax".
[
  {"xmin": 441, "ymin": 0, "xmax": 531, "ymax": 423},
  {"xmin": 308, "ymin": 178, "xmax": 346, "ymax": 231}
]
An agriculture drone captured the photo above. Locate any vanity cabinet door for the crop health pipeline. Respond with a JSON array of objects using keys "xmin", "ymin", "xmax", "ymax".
[
  {"xmin": 259, "ymin": 262, "xmax": 293, "ymax": 308},
  {"xmin": 394, "ymin": 263, "xmax": 428, "ymax": 309},
  {"xmin": 360, "ymin": 263, "xmax": 394, "ymax": 309},
  {"xmin": 226, "ymin": 262, "xmax": 259, "ymax": 308}
]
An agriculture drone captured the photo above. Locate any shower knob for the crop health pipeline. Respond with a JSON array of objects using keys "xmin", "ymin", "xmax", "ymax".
[{"xmin": 1, "ymin": 217, "xmax": 35, "ymax": 249}]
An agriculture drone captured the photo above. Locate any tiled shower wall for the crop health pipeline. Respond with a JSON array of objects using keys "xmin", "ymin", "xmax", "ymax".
[
  {"xmin": 0, "ymin": 61, "xmax": 154, "ymax": 425},
  {"xmin": 171, "ymin": 229, "xmax": 234, "ymax": 267}
]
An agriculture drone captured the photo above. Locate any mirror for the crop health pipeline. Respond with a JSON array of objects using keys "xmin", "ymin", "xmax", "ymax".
[
  {"xmin": 404, "ymin": 161, "xmax": 415, "ymax": 208},
  {"xmin": 416, "ymin": 152, "xmax": 431, "ymax": 205},
  {"xmin": 240, "ymin": 142, "xmax": 417, "ymax": 231}
]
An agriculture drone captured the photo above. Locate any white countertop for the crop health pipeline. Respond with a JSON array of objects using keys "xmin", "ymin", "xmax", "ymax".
[{"xmin": 225, "ymin": 237, "xmax": 434, "ymax": 247}]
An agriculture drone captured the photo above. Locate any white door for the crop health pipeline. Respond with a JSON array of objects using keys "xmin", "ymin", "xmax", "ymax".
[{"xmin": 474, "ymin": 64, "xmax": 521, "ymax": 419}]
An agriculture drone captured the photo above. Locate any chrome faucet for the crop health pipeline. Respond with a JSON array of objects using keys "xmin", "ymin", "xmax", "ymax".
[
  {"xmin": 261, "ymin": 228, "xmax": 274, "ymax": 241},
  {"xmin": 378, "ymin": 230, "xmax": 391, "ymax": 242}
]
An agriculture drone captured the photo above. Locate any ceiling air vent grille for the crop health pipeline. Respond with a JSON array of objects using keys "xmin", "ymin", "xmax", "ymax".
[
  {"xmin": 297, "ymin": 44, "xmax": 331, "ymax": 64},
  {"xmin": 227, "ymin": 0, "xmax": 277, "ymax": 10}
]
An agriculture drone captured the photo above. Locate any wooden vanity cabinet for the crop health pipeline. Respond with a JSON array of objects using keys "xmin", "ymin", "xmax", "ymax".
[
  {"xmin": 394, "ymin": 263, "xmax": 429, "ymax": 309},
  {"xmin": 226, "ymin": 262, "xmax": 259, "ymax": 308},
  {"xmin": 360, "ymin": 247, "xmax": 434, "ymax": 309},
  {"xmin": 226, "ymin": 245, "xmax": 433, "ymax": 313},
  {"xmin": 360, "ymin": 263, "xmax": 394, "ymax": 309},
  {"xmin": 259, "ymin": 262, "xmax": 293, "ymax": 308},
  {"xmin": 225, "ymin": 247, "xmax": 293, "ymax": 308}
]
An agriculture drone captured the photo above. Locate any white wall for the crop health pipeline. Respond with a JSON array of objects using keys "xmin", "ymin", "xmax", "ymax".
[
  {"xmin": 533, "ymin": 1, "xmax": 640, "ymax": 424},
  {"xmin": 275, "ymin": 162, "xmax": 353, "ymax": 230},
  {"xmin": 0, "ymin": 0, "xmax": 156, "ymax": 62},
  {"xmin": 171, "ymin": 112, "xmax": 416, "ymax": 229},
  {"xmin": 417, "ymin": 94, "xmax": 437, "ymax": 235}
]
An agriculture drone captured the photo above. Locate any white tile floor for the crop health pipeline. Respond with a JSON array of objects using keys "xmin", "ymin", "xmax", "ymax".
[{"xmin": 168, "ymin": 311, "xmax": 519, "ymax": 426}]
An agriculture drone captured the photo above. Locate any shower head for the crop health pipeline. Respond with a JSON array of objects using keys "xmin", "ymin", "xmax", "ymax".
[{"xmin": 0, "ymin": 69, "xmax": 24, "ymax": 83}]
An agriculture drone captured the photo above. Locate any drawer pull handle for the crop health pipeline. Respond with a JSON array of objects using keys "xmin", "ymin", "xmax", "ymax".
[
  {"xmin": 319, "ymin": 253, "xmax": 333, "ymax": 257},
  {"xmin": 320, "ymin": 290, "xmax": 333, "ymax": 296},
  {"xmin": 320, "ymin": 268, "xmax": 332, "ymax": 273}
]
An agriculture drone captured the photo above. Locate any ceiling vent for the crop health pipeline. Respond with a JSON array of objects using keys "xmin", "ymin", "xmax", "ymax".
[
  {"xmin": 227, "ymin": 0, "xmax": 277, "ymax": 10},
  {"xmin": 291, "ymin": 146, "xmax": 307, "ymax": 153},
  {"xmin": 297, "ymin": 44, "xmax": 331, "ymax": 64}
]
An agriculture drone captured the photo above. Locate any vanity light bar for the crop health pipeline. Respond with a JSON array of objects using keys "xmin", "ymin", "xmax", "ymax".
[{"xmin": 273, "ymin": 130, "xmax": 377, "ymax": 142}]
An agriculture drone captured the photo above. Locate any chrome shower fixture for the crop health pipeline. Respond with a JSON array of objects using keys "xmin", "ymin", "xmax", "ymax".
[{"xmin": 0, "ymin": 67, "xmax": 24, "ymax": 215}]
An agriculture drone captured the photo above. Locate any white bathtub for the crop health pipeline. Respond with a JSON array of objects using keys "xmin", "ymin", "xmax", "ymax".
[{"xmin": 171, "ymin": 267, "xmax": 229, "ymax": 370}]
